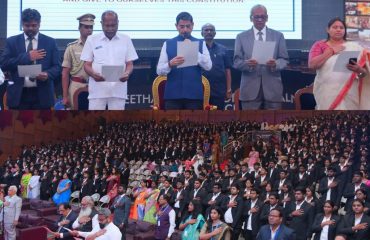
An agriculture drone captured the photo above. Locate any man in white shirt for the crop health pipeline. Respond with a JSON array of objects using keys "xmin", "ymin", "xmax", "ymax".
[
  {"xmin": 72, "ymin": 208, "xmax": 122, "ymax": 240},
  {"xmin": 157, "ymin": 12, "xmax": 212, "ymax": 110},
  {"xmin": 155, "ymin": 194, "xmax": 176, "ymax": 240},
  {"xmin": 0, "ymin": 186, "xmax": 22, "ymax": 240},
  {"xmin": 81, "ymin": 10, "xmax": 138, "ymax": 110}
]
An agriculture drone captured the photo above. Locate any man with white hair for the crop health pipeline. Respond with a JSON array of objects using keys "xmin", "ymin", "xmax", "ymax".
[
  {"xmin": 72, "ymin": 196, "xmax": 99, "ymax": 232},
  {"xmin": 0, "ymin": 185, "xmax": 22, "ymax": 240}
]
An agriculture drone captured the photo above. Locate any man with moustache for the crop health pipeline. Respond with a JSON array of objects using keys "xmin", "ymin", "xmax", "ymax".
[
  {"xmin": 81, "ymin": 10, "xmax": 138, "ymax": 110},
  {"xmin": 72, "ymin": 196, "xmax": 98, "ymax": 233},
  {"xmin": 0, "ymin": 8, "xmax": 61, "ymax": 109},
  {"xmin": 110, "ymin": 185, "xmax": 131, "ymax": 240},
  {"xmin": 62, "ymin": 14, "xmax": 95, "ymax": 109},
  {"xmin": 157, "ymin": 12, "xmax": 212, "ymax": 110},
  {"xmin": 201, "ymin": 23, "xmax": 232, "ymax": 110}
]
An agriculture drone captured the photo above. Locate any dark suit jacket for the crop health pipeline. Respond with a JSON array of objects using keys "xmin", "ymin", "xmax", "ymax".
[
  {"xmin": 204, "ymin": 192, "xmax": 227, "ymax": 217},
  {"xmin": 318, "ymin": 177, "xmax": 342, "ymax": 207},
  {"xmin": 80, "ymin": 179, "xmax": 93, "ymax": 199},
  {"xmin": 311, "ymin": 213, "xmax": 340, "ymax": 240},
  {"xmin": 286, "ymin": 201, "xmax": 314, "ymax": 240},
  {"xmin": 110, "ymin": 194, "xmax": 131, "ymax": 226},
  {"xmin": 57, "ymin": 210, "xmax": 78, "ymax": 240},
  {"xmin": 256, "ymin": 224, "xmax": 296, "ymax": 240},
  {"xmin": 170, "ymin": 188, "xmax": 188, "ymax": 216},
  {"xmin": 223, "ymin": 195, "xmax": 243, "ymax": 229},
  {"xmin": 0, "ymin": 33, "xmax": 61, "ymax": 108},
  {"xmin": 243, "ymin": 199, "xmax": 263, "ymax": 236},
  {"xmin": 337, "ymin": 213, "xmax": 370, "ymax": 240},
  {"xmin": 343, "ymin": 183, "xmax": 370, "ymax": 211}
]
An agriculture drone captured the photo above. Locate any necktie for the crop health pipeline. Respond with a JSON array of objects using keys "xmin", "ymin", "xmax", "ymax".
[
  {"xmin": 257, "ymin": 31, "xmax": 263, "ymax": 41},
  {"xmin": 27, "ymin": 37, "xmax": 34, "ymax": 52}
]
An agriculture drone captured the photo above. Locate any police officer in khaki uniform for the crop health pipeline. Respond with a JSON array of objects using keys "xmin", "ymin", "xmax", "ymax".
[{"xmin": 62, "ymin": 14, "xmax": 95, "ymax": 109}]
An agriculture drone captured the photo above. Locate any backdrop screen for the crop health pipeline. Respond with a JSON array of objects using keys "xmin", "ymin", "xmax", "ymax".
[{"xmin": 7, "ymin": 0, "xmax": 302, "ymax": 39}]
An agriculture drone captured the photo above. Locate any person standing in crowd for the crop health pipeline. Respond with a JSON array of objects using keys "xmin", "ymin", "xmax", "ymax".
[
  {"xmin": 20, "ymin": 167, "xmax": 31, "ymax": 198},
  {"xmin": 0, "ymin": 8, "xmax": 61, "ymax": 110},
  {"xmin": 110, "ymin": 185, "xmax": 131, "ymax": 240},
  {"xmin": 52, "ymin": 173, "xmax": 72, "ymax": 205},
  {"xmin": 311, "ymin": 200, "xmax": 339, "ymax": 240},
  {"xmin": 308, "ymin": 17, "xmax": 370, "ymax": 110},
  {"xmin": 256, "ymin": 208, "xmax": 296, "ymax": 240},
  {"xmin": 335, "ymin": 199, "xmax": 370, "ymax": 240},
  {"xmin": 233, "ymin": 4, "xmax": 288, "ymax": 110},
  {"xmin": 40, "ymin": 165, "xmax": 52, "ymax": 200},
  {"xmin": 130, "ymin": 180, "xmax": 148, "ymax": 221},
  {"xmin": 201, "ymin": 23, "xmax": 232, "ymax": 110},
  {"xmin": 0, "ymin": 186, "xmax": 22, "ymax": 240},
  {"xmin": 224, "ymin": 183, "xmax": 243, "ymax": 240},
  {"xmin": 179, "ymin": 200, "xmax": 205, "ymax": 239},
  {"xmin": 81, "ymin": 10, "xmax": 138, "ymax": 110},
  {"xmin": 62, "ymin": 14, "xmax": 95, "ymax": 109},
  {"xmin": 199, "ymin": 206, "xmax": 231, "ymax": 240},
  {"xmin": 157, "ymin": 12, "xmax": 212, "ymax": 110},
  {"xmin": 27, "ymin": 169, "xmax": 40, "ymax": 199},
  {"xmin": 144, "ymin": 180, "xmax": 160, "ymax": 224},
  {"xmin": 286, "ymin": 188, "xmax": 314, "ymax": 240},
  {"xmin": 155, "ymin": 194, "xmax": 176, "ymax": 240},
  {"xmin": 243, "ymin": 188, "xmax": 263, "ymax": 240}
]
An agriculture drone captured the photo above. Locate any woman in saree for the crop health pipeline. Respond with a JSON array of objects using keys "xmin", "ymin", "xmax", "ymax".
[
  {"xmin": 130, "ymin": 180, "xmax": 148, "ymax": 220},
  {"xmin": 27, "ymin": 169, "xmax": 41, "ymax": 199},
  {"xmin": 143, "ymin": 180, "xmax": 160, "ymax": 224},
  {"xmin": 199, "ymin": 206, "xmax": 231, "ymax": 240},
  {"xmin": 52, "ymin": 172, "xmax": 72, "ymax": 205},
  {"xmin": 107, "ymin": 167, "xmax": 120, "ymax": 202},
  {"xmin": 179, "ymin": 199, "xmax": 205, "ymax": 240},
  {"xmin": 308, "ymin": 17, "xmax": 370, "ymax": 110},
  {"xmin": 20, "ymin": 167, "xmax": 32, "ymax": 198}
]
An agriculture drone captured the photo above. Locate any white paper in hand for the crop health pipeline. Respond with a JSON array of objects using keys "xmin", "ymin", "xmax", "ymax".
[
  {"xmin": 333, "ymin": 51, "xmax": 360, "ymax": 73},
  {"xmin": 102, "ymin": 65, "xmax": 125, "ymax": 82},
  {"xmin": 251, "ymin": 41, "xmax": 276, "ymax": 64},
  {"xmin": 177, "ymin": 40, "xmax": 199, "ymax": 68},
  {"xmin": 17, "ymin": 64, "xmax": 42, "ymax": 77}
]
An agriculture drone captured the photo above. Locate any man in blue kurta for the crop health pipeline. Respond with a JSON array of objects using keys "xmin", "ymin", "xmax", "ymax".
[{"xmin": 157, "ymin": 12, "xmax": 212, "ymax": 110}]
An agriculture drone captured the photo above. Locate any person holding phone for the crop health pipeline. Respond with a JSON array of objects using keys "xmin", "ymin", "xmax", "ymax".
[{"xmin": 308, "ymin": 17, "xmax": 370, "ymax": 110}]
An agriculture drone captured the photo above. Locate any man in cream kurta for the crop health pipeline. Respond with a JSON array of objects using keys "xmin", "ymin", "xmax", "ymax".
[{"xmin": 81, "ymin": 10, "xmax": 138, "ymax": 110}]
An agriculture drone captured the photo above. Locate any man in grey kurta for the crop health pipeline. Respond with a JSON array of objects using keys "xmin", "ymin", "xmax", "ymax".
[
  {"xmin": 0, "ymin": 186, "xmax": 22, "ymax": 240},
  {"xmin": 234, "ymin": 4, "xmax": 289, "ymax": 110}
]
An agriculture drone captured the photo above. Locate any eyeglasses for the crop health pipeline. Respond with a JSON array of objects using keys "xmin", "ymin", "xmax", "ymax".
[{"xmin": 252, "ymin": 15, "xmax": 268, "ymax": 21}]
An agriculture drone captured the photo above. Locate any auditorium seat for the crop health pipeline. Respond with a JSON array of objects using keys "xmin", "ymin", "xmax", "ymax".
[
  {"xmin": 72, "ymin": 85, "xmax": 89, "ymax": 110},
  {"xmin": 294, "ymin": 83, "xmax": 316, "ymax": 110},
  {"xmin": 151, "ymin": 75, "xmax": 216, "ymax": 110},
  {"xmin": 16, "ymin": 214, "xmax": 47, "ymax": 240}
]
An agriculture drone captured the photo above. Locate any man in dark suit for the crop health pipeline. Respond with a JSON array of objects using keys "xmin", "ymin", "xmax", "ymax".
[
  {"xmin": 243, "ymin": 188, "xmax": 263, "ymax": 240},
  {"xmin": 170, "ymin": 180, "xmax": 188, "ymax": 227},
  {"xmin": 0, "ymin": 8, "xmax": 61, "ymax": 109},
  {"xmin": 40, "ymin": 165, "xmax": 52, "ymax": 200},
  {"xmin": 80, "ymin": 171, "xmax": 93, "ymax": 200},
  {"xmin": 110, "ymin": 185, "xmax": 131, "ymax": 240},
  {"xmin": 256, "ymin": 208, "xmax": 296, "ymax": 240},
  {"xmin": 223, "ymin": 183, "xmax": 244, "ymax": 240},
  {"xmin": 260, "ymin": 192, "xmax": 280, "ymax": 226},
  {"xmin": 342, "ymin": 171, "xmax": 370, "ymax": 211},
  {"xmin": 318, "ymin": 167, "xmax": 342, "ymax": 210},
  {"xmin": 286, "ymin": 188, "xmax": 314, "ymax": 240},
  {"xmin": 53, "ymin": 203, "xmax": 78, "ymax": 240},
  {"xmin": 233, "ymin": 4, "xmax": 288, "ymax": 110},
  {"xmin": 204, "ymin": 183, "xmax": 226, "ymax": 218},
  {"xmin": 188, "ymin": 178, "xmax": 208, "ymax": 210},
  {"xmin": 158, "ymin": 178, "xmax": 174, "ymax": 201}
]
